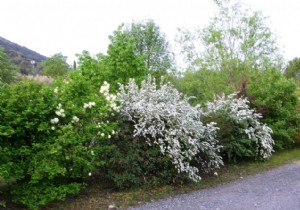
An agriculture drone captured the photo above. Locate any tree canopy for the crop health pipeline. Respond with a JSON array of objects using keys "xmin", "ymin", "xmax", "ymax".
[
  {"xmin": 177, "ymin": 0, "xmax": 283, "ymax": 72},
  {"xmin": 105, "ymin": 28, "xmax": 148, "ymax": 89},
  {"xmin": 41, "ymin": 53, "xmax": 69, "ymax": 78},
  {"xmin": 122, "ymin": 19, "xmax": 174, "ymax": 73},
  {"xmin": 284, "ymin": 57, "xmax": 300, "ymax": 84}
]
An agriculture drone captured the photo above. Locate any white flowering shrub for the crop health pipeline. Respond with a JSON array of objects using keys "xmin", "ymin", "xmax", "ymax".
[
  {"xmin": 0, "ymin": 74, "xmax": 117, "ymax": 209},
  {"xmin": 204, "ymin": 93, "xmax": 274, "ymax": 161},
  {"xmin": 117, "ymin": 76, "xmax": 223, "ymax": 182}
]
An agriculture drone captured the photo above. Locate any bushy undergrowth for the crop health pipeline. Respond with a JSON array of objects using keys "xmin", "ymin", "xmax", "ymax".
[
  {"xmin": 0, "ymin": 74, "xmax": 117, "ymax": 209},
  {"xmin": 1, "ymin": 68, "xmax": 296, "ymax": 209},
  {"xmin": 203, "ymin": 93, "xmax": 274, "ymax": 162}
]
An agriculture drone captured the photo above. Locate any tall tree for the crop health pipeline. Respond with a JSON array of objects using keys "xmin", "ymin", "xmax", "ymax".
[
  {"xmin": 284, "ymin": 57, "xmax": 300, "ymax": 84},
  {"xmin": 123, "ymin": 19, "xmax": 174, "ymax": 73},
  {"xmin": 104, "ymin": 29, "xmax": 147, "ymax": 89},
  {"xmin": 0, "ymin": 46, "xmax": 16, "ymax": 84},
  {"xmin": 177, "ymin": 0, "xmax": 283, "ymax": 73},
  {"xmin": 41, "ymin": 53, "xmax": 69, "ymax": 78},
  {"xmin": 75, "ymin": 30, "xmax": 148, "ymax": 91}
]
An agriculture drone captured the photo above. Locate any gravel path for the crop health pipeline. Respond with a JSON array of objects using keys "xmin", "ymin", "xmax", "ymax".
[{"xmin": 131, "ymin": 162, "xmax": 300, "ymax": 210}]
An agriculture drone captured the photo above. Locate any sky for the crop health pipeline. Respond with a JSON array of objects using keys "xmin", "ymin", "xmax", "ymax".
[{"xmin": 1, "ymin": 0, "xmax": 300, "ymax": 65}]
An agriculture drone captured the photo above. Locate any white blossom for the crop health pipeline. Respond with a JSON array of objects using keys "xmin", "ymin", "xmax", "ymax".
[
  {"xmin": 57, "ymin": 103, "xmax": 62, "ymax": 109},
  {"xmin": 71, "ymin": 116, "xmax": 79, "ymax": 123},
  {"xmin": 204, "ymin": 93, "xmax": 274, "ymax": 159},
  {"xmin": 83, "ymin": 101, "xmax": 96, "ymax": 109},
  {"xmin": 118, "ymin": 75, "xmax": 223, "ymax": 182},
  {"xmin": 99, "ymin": 81, "xmax": 110, "ymax": 94},
  {"xmin": 96, "ymin": 123, "xmax": 101, "ymax": 128},
  {"xmin": 55, "ymin": 108, "xmax": 65, "ymax": 117},
  {"xmin": 50, "ymin": 118, "xmax": 59, "ymax": 124},
  {"xmin": 99, "ymin": 81, "xmax": 120, "ymax": 112}
]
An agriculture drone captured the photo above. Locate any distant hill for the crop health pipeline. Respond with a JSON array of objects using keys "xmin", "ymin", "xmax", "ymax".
[{"xmin": 0, "ymin": 36, "xmax": 47, "ymax": 75}]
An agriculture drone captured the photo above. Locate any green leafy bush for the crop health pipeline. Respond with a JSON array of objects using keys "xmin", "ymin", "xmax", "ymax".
[
  {"xmin": 247, "ymin": 69, "xmax": 300, "ymax": 149},
  {"xmin": 0, "ymin": 75, "xmax": 116, "ymax": 209}
]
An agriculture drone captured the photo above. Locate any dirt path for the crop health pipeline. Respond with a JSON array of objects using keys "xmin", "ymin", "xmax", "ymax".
[{"xmin": 132, "ymin": 162, "xmax": 300, "ymax": 210}]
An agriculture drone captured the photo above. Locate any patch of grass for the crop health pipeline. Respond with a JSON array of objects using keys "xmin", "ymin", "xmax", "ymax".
[{"xmin": 2, "ymin": 148, "xmax": 300, "ymax": 210}]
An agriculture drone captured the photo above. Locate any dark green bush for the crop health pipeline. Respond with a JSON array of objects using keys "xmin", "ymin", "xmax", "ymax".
[
  {"xmin": 102, "ymin": 120, "xmax": 187, "ymax": 189},
  {"xmin": 203, "ymin": 112, "xmax": 257, "ymax": 162}
]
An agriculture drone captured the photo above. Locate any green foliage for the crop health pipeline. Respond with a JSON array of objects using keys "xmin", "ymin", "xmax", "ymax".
[
  {"xmin": 76, "ymin": 29, "xmax": 148, "ymax": 91},
  {"xmin": 76, "ymin": 20, "xmax": 172, "ymax": 91},
  {"xmin": 12, "ymin": 182, "xmax": 83, "ymax": 210},
  {"xmin": 105, "ymin": 29, "xmax": 148, "ymax": 89},
  {"xmin": 124, "ymin": 19, "xmax": 174, "ymax": 73},
  {"xmin": 203, "ymin": 112, "xmax": 256, "ymax": 162},
  {"xmin": 41, "ymin": 53, "xmax": 69, "ymax": 78},
  {"xmin": 102, "ymin": 121, "xmax": 185, "ymax": 189},
  {"xmin": 0, "ymin": 76, "xmax": 116, "ymax": 209},
  {"xmin": 172, "ymin": 69, "xmax": 235, "ymax": 105},
  {"xmin": 284, "ymin": 57, "xmax": 300, "ymax": 84},
  {"xmin": 0, "ymin": 46, "xmax": 16, "ymax": 84},
  {"xmin": 76, "ymin": 50, "xmax": 107, "ymax": 87},
  {"xmin": 247, "ymin": 69, "xmax": 300, "ymax": 149},
  {"xmin": 177, "ymin": 0, "xmax": 283, "ymax": 72}
]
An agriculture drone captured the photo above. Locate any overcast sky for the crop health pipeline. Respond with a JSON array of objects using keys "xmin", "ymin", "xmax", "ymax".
[{"xmin": 1, "ymin": 0, "xmax": 300, "ymax": 65}]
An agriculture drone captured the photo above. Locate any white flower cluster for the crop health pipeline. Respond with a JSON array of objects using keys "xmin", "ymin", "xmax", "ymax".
[
  {"xmin": 83, "ymin": 101, "xmax": 96, "ymax": 109},
  {"xmin": 50, "ymin": 117, "xmax": 59, "ymax": 124},
  {"xmin": 99, "ymin": 81, "xmax": 119, "ymax": 112},
  {"xmin": 205, "ymin": 93, "xmax": 274, "ymax": 159},
  {"xmin": 55, "ymin": 103, "xmax": 65, "ymax": 117},
  {"xmin": 50, "ymin": 104, "xmax": 65, "ymax": 129},
  {"xmin": 99, "ymin": 81, "xmax": 110, "ymax": 94},
  {"xmin": 118, "ymin": 75, "xmax": 223, "ymax": 182},
  {"xmin": 71, "ymin": 116, "xmax": 79, "ymax": 123}
]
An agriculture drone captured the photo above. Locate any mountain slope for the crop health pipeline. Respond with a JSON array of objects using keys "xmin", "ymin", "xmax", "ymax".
[{"xmin": 0, "ymin": 36, "xmax": 47, "ymax": 75}]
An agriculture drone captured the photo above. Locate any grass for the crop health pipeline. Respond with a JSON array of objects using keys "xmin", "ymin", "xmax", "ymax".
[{"xmin": 1, "ymin": 147, "xmax": 300, "ymax": 210}]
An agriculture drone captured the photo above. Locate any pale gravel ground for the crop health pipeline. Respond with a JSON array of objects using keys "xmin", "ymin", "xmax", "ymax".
[{"xmin": 131, "ymin": 161, "xmax": 300, "ymax": 210}]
